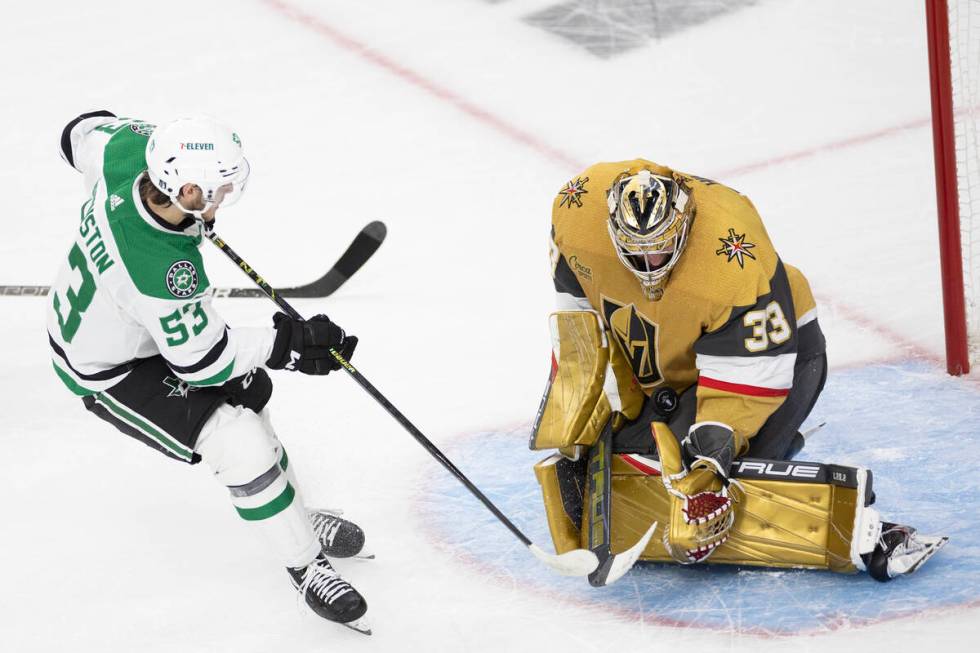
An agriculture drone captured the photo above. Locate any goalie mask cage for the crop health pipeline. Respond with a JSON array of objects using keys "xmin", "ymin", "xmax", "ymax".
[{"xmin": 927, "ymin": 0, "xmax": 980, "ymax": 375}]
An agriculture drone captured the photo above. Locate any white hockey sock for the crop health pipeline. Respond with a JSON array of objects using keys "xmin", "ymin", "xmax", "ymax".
[
  {"xmin": 260, "ymin": 408, "xmax": 300, "ymax": 488},
  {"xmin": 196, "ymin": 404, "xmax": 319, "ymax": 569},
  {"xmin": 242, "ymin": 482, "xmax": 320, "ymax": 569}
]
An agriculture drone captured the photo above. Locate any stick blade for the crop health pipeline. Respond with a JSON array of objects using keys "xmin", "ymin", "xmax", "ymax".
[
  {"xmin": 528, "ymin": 544, "xmax": 600, "ymax": 577},
  {"xmin": 283, "ymin": 220, "xmax": 387, "ymax": 297},
  {"xmin": 590, "ymin": 521, "xmax": 657, "ymax": 587}
]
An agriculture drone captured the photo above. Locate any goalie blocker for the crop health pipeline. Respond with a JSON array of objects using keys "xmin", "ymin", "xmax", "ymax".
[{"xmin": 530, "ymin": 311, "xmax": 948, "ymax": 581}]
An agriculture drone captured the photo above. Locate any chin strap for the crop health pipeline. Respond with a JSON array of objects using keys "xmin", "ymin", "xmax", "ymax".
[{"xmin": 174, "ymin": 196, "xmax": 215, "ymax": 221}]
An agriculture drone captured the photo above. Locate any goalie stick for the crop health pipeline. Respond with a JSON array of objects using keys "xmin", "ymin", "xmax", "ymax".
[
  {"xmin": 0, "ymin": 220, "xmax": 387, "ymax": 298},
  {"xmin": 586, "ymin": 422, "xmax": 657, "ymax": 587},
  {"xmin": 206, "ymin": 228, "xmax": 600, "ymax": 579}
]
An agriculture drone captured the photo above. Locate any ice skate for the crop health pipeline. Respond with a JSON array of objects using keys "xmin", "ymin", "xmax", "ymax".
[
  {"xmin": 309, "ymin": 509, "xmax": 372, "ymax": 559},
  {"xmin": 288, "ymin": 551, "xmax": 370, "ymax": 634},
  {"xmin": 866, "ymin": 522, "xmax": 948, "ymax": 582}
]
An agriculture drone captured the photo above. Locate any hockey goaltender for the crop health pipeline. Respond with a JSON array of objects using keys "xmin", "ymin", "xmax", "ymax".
[{"xmin": 531, "ymin": 160, "xmax": 947, "ymax": 585}]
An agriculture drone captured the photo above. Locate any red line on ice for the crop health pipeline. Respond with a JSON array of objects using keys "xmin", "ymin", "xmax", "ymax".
[
  {"xmin": 259, "ymin": 0, "xmax": 583, "ymax": 171},
  {"xmin": 261, "ymin": 0, "xmax": 942, "ymax": 188},
  {"xmin": 714, "ymin": 116, "xmax": 932, "ymax": 178}
]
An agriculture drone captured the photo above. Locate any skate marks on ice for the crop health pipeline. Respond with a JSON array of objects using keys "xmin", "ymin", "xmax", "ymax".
[{"xmin": 417, "ymin": 361, "xmax": 979, "ymax": 636}]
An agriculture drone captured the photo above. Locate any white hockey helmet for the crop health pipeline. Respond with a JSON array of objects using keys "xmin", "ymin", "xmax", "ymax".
[
  {"xmin": 145, "ymin": 116, "xmax": 250, "ymax": 216},
  {"xmin": 606, "ymin": 170, "xmax": 692, "ymax": 300}
]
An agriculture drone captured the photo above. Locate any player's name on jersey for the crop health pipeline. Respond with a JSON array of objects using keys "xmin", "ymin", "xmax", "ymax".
[{"xmin": 79, "ymin": 196, "xmax": 115, "ymax": 274}]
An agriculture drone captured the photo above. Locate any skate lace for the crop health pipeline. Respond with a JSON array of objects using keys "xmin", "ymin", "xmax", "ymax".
[
  {"xmin": 311, "ymin": 512, "xmax": 343, "ymax": 547},
  {"xmin": 880, "ymin": 525, "xmax": 914, "ymax": 555},
  {"xmin": 298, "ymin": 559, "xmax": 353, "ymax": 605}
]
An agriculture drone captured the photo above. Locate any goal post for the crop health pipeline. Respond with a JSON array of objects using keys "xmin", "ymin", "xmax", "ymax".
[{"xmin": 926, "ymin": 0, "xmax": 979, "ymax": 375}]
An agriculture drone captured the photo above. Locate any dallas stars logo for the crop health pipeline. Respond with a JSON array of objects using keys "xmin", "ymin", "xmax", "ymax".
[
  {"xmin": 163, "ymin": 376, "xmax": 189, "ymax": 398},
  {"xmin": 129, "ymin": 121, "xmax": 156, "ymax": 137},
  {"xmin": 166, "ymin": 260, "xmax": 199, "ymax": 298},
  {"xmin": 558, "ymin": 176, "xmax": 589, "ymax": 209},
  {"xmin": 715, "ymin": 228, "xmax": 757, "ymax": 268}
]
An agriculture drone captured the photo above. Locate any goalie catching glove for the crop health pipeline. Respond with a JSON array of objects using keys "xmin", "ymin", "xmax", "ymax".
[
  {"xmin": 652, "ymin": 421, "xmax": 743, "ymax": 564},
  {"xmin": 266, "ymin": 312, "xmax": 357, "ymax": 375}
]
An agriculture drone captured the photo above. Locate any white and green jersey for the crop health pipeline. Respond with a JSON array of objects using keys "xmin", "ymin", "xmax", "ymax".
[{"xmin": 47, "ymin": 112, "xmax": 274, "ymax": 396}]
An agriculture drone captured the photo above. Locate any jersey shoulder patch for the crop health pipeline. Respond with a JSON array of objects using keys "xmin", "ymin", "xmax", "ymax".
[{"xmin": 98, "ymin": 118, "xmax": 156, "ymax": 190}]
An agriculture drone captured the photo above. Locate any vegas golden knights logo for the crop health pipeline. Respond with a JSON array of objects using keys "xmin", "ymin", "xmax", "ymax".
[{"xmin": 601, "ymin": 296, "xmax": 663, "ymax": 386}]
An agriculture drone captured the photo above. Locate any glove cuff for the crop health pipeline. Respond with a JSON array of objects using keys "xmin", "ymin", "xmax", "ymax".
[
  {"xmin": 683, "ymin": 421, "xmax": 735, "ymax": 476},
  {"xmin": 266, "ymin": 317, "xmax": 295, "ymax": 369}
]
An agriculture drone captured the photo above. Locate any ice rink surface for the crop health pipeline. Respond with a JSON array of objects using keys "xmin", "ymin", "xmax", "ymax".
[{"xmin": 1, "ymin": 0, "xmax": 978, "ymax": 651}]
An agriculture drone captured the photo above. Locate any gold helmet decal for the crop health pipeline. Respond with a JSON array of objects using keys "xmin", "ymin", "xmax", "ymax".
[
  {"xmin": 617, "ymin": 172, "xmax": 671, "ymax": 236},
  {"xmin": 606, "ymin": 170, "xmax": 693, "ymax": 299}
]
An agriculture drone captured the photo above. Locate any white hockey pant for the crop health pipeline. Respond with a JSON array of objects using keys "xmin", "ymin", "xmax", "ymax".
[{"xmin": 195, "ymin": 403, "xmax": 319, "ymax": 569}]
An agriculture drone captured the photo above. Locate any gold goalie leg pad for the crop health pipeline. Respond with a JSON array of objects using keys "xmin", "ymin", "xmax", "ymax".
[
  {"xmin": 534, "ymin": 453, "xmax": 588, "ymax": 555},
  {"xmin": 536, "ymin": 448, "xmax": 882, "ymax": 573},
  {"xmin": 528, "ymin": 311, "xmax": 645, "ymax": 457},
  {"xmin": 607, "ymin": 455, "xmax": 881, "ymax": 573}
]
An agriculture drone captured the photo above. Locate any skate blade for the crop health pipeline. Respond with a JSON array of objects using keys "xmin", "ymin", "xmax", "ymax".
[
  {"xmin": 341, "ymin": 617, "xmax": 372, "ymax": 636},
  {"xmin": 324, "ymin": 545, "xmax": 374, "ymax": 560},
  {"xmin": 352, "ymin": 544, "xmax": 375, "ymax": 560},
  {"xmin": 903, "ymin": 535, "xmax": 949, "ymax": 575}
]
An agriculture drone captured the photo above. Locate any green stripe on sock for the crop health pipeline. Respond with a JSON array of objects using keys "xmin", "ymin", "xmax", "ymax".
[
  {"xmin": 235, "ymin": 483, "xmax": 296, "ymax": 521},
  {"xmin": 96, "ymin": 392, "xmax": 193, "ymax": 461}
]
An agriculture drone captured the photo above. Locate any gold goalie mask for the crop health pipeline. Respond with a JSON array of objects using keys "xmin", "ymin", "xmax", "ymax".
[{"xmin": 606, "ymin": 170, "xmax": 692, "ymax": 299}]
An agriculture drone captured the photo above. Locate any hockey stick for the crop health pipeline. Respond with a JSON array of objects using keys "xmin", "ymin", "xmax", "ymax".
[
  {"xmin": 0, "ymin": 221, "xmax": 386, "ymax": 298},
  {"xmin": 206, "ymin": 229, "xmax": 600, "ymax": 578}
]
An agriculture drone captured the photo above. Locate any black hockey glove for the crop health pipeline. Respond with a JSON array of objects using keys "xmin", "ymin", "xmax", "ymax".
[{"xmin": 266, "ymin": 312, "xmax": 357, "ymax": 375}]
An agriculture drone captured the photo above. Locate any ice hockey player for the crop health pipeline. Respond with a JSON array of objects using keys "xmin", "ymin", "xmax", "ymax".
[
  {"xmin": 532, "ymin": 159, "xmax": 946, "ymax": 582},
  {"xmin": 48, "ymin": 111, "xmax": 370, "ymax": 632}
]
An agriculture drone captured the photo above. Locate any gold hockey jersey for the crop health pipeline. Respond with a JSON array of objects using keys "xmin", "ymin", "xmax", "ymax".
[{"xmin": 550, "ymin": 159, "xmax": 817, "ymax": 454}]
